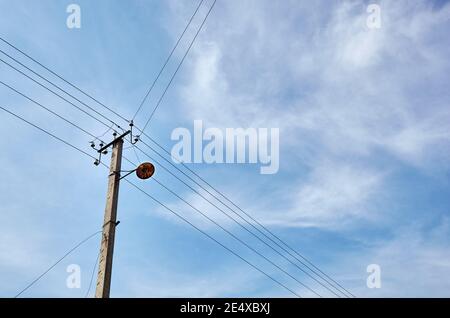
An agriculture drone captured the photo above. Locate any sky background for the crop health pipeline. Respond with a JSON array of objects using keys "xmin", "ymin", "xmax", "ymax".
[{"xmin": 0, "ymin": 0, "xmax": 450, "ymax": 298}]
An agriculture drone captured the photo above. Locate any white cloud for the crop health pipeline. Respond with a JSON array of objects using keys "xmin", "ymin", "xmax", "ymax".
[
  {"xmin": 290, "ymin": 162, "xmax": 383, "ymax": 226},
  {"xmin": 175, "ymin": 0, "xmax": 450, "ymax": 162},
  {"xmin": 346, "ymin": 220, "xmax": 450, "ymax": 297},
  {"xmin": 164, "ymin": 0, "xmax": 450, "ymax": 231}
]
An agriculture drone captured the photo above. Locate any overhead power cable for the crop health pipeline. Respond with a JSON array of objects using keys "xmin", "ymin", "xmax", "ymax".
[
  {"xmin": 85, "ymin": 252, "xmax": 100, "ymax": 298},
  {"xmin": 1, "ymin": 53, "xmax": 351, "ymax": 297},
  {"xmin": 0, "ymin": 37, "xmax": 128, "ymax": 123},
  {"xmin": 0, "ymin": 105, "xmax": 96, "ymax": 160},
  {"xmin": 125, "ymin": 178, "xmax": 302, "ymax": 298},
  {"xmin": 153, "ymin": 175, "xmax": 321, "ymax": 297},
  {"xmin": 139, "ymin": 0, "xmax": 218, "ymax": 132},
  {"xmin": 132, "ymin": 0, "xmax": 205, "ymax": 120},
  {"xmin": 13, "ymin": 230, "xmax": 101, "ymax": 298},
  {"xmin": 0, "ymin": 54, "xmax": 122, "ymax": 132},
  {"xmin": 0, "ymin": 80, "xmax": 99, "ymax": 141},
  {"xmin": 2, "ymin": 81, "xmax": 320, "ymax": 296},
  {"xmin": 126, "ymin": 146, "xmax": 341, "ymax": 296},
  {"xmin": 139, "ymin": 136, "xmax": 355, "ymax": 297},
  {"xmin": 123, "ymin": 156, "xmax": 321, "ymax": 297},
  {"xmin": 1, "ymin": 104, "xmax": 301, "ymax": 298},
  {"xmin": 0, "ymin": 34, "xmax": 354, "ymax": 297}
]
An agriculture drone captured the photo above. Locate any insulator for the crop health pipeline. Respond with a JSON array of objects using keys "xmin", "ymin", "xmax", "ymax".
[
  {"xmin": 94, "ymin": 159, "xmax": 100, "ymax": 166},
  {"xmin": 103, "ymin": 150, "xmax": 108, "ymax": 155}
]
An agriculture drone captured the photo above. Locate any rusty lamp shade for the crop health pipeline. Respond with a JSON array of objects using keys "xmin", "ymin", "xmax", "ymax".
[{"xmin": 136, "ymin": 162, "xmax": 155, "ymax": 180}]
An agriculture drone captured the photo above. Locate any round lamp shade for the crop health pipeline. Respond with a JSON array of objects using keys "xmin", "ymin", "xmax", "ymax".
[{"xmin": 136, "ymin": 162, "xmax": 155, "ymax": 180}]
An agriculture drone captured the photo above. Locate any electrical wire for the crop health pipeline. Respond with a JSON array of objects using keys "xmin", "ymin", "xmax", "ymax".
[
  {"xmin": 123, "ymin": 157, "xmax": 321, "ymax": 297},
  {"xmin": 2, "ymin": 55, "xmax": 352, "ymax": 298},
  {"xmin": 139, "ymin": 0, "xmax": 218, "ymax": 132},
  {"xmin": 0, "ymin": 7, "xmax": 318, "ymax": 296},
  {"xmin": 0, "ymin": 105, "xmax": 96, "ymax": 160},
  {"xmin": 124, "ymin": 178, "xmax": 302, "ymax": 298},
  {"xmin": 13, "ymin": 230, "xmax": 102, "ymax": 298},
  {"xmin": 91, "ymin": 123, "xmax": 115, "ymax": 143},
  {"xmin": 153, "ymin": 175, "xmax": 321, "ymax": 297},
  {"xmin": 0, "ymin": 37, "xmax": 129, "ymax": 123},
  {"xmin": 1, "ymin": 103, "xmax": 301, "ymax": 298},
  {"xmin": 0, "ymin": 34, "xmax": 354, "ymax": 297},
  {"xmin": 1, "ymin": 88, "xmax": 311, "ymax": 295},
  {"xmin": 1, "ymin": 57, "xmax": 352, "ymax": 297},
  {"xmin": 132, "ymin": 144, "xmax": 141, "ymax": 163},
  {"xmin": 85, "ymin": 251, "xmax": 100, "ymax": 298},
  {"xmin": 127, "ymin": 146, "xmax": 342, "ymax": 297},
  {"xmin": 137, "ymin": 140, "xmax": 354, "ymax": 297},
  {"xmin": 132, "ymin": 0, "xmax": 205, "ymax": 120},
  {"xmin": 0, "ymin": 80, "xmax": 100, "ymax": 141},
  {"xmin": 0, "ymin": 54, "xmax": 122, "ymax": 132}
]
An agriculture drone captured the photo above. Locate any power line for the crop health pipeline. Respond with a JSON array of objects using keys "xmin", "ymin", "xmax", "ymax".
[
  {"xmin": 139, "ymin": 136, "xmax": 356, "ymax": 298},
  {"xmin": 0, "ymin": 105, "xmax": 96, "ymax": 160},
  {"xmin": 3, "ymin": 50, "xmax": 351, "ymax": 297},
  {"xmin": 124, "ymin": 178, "xmax": 302, "ymax": 298},
  {"xmin": 0, "ymin": 36, "xmax": 354, "ymax": 297},
  {"xmin": 124, "ymin": 154, "xmax": 321, "ymax": 296},
  {"xmin": 85, "ymin": 251, "xmax": 100, "ymax": 298},
  {"xmin": 3, "ymin": 78, "xmax": 322, "ymax": 296},
  {"xmin": 0, "ymin": 37, "xmax": 129, "ymax": 123},
  {"xmin": 152, "ymin": 175, "xmax": 321, "ymax": 297},
  {"xmin": 128, "ymin": 145, "xmax": 341, "ymax": 297},
  {"xmin": 91, "ymin": 123, "xmax": 115, "ymax": 143},
  {"xmin": 2, "ymin": 50, "xmax": 351, "ymax": 296},
  {"xmin": 0, "ymin": 14, "xmax": 336, "ymax": 298},
  {"xmin": 13, "ymin": 230, "xmax": 101, "ymax": 298},
  {"xmin": 139, "ymin": 0, "xmax": 218, "ymax": 133},
  {"xmin": 0, "ymin": 54, "xmax": 122, "ymax": 132},
  {"xmin": 1, "ymin": 102, "xmax": 301, "ymax": 298},
  {"xmin": 132, "ymin": 0, "xmax": 205, "ymax": 120},
  {"xmin": 0, "ymin": 80, "xmax": 99, "ymax": 141}
]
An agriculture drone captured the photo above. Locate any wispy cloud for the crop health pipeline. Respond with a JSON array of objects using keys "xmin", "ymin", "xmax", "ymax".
[{"xmin": 1, "ymin": 0, "xmax": 449, "ymax": 298}]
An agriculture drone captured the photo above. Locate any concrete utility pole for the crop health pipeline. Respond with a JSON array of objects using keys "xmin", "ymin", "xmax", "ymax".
[
  {"xmin": 92, "ymin": 129, "xmax": 154, "ymax": 298},
  {"xmin": 95, "ymin": 135, "xmax": 124, "ymax": 298}
]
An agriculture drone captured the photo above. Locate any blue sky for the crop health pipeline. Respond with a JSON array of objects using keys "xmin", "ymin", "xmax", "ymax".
[{"xmin": 0, "ymin": 0, "xmax": 450, "ymax": 297}]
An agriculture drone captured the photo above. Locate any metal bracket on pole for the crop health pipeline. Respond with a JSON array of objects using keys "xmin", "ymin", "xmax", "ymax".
[
  {"xmin": 93, "ymin": 130, "xmax": 131, "ymax": 166},
  {"xmin": 98, "ymin": 130, "xmax": 131, "ymax": 154}
]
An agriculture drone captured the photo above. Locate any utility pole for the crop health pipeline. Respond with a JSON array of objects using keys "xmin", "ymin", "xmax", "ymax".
[
  {"xmin": 92, "ymin": 129, "xmax": 154, "ymax": 298},
  {"xmin": 95, "ymin": 133, "xmax": 125, "ymax": 298}
]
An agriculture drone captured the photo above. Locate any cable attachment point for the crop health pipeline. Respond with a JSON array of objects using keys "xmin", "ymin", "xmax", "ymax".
[
  {"xmin": 129, "ymin": 120, "xmax": 139, "ymax": 145},
  {"xmin": 93, "ymin": 130, "xmax": 131, "ymax": 167}
]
